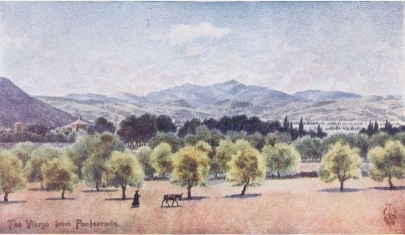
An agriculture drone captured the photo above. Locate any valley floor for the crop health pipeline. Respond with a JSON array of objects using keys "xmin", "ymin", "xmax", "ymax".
[{"xmin": 0, "ymin": 178, "xmax": 404, "ymax": 234}]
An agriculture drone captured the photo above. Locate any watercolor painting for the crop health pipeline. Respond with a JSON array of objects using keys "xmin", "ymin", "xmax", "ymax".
[{"xmin": 0, "ymin": 1, "xmax": 404, "ymax": 234}]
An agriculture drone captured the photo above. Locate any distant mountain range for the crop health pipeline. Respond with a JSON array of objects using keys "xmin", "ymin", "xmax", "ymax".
[
  {"xmin": 33, "ymin": 79, "xmax": 404, "ymax": 124},
  {"xmin": 293, "ymin": 90, "xmax": 361, "ymax": 102},
  {"xmin": 0, "ymin": 77, "xmax": 75, "ymax": 129}
]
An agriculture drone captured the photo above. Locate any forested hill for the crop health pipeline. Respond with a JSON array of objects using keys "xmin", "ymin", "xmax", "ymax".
[{"xmin": 0, "ymin": 77, "xmax": 75, "ymax": 129}]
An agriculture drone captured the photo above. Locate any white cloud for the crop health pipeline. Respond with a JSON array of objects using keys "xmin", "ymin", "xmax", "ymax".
[{"xmin": 169, "ymin": 22, "xmax": 231, "ymax": 46}]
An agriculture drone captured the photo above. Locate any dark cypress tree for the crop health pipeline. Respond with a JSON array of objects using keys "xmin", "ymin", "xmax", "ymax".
[
  {"xmin": 367, "ymin": 121, "xmax": 374, "ymax": 138},
  {"xmin": 298, "ymin": 117, "xmax": 304, "ymax": 137},
  {"xmin": 283, "ymin": 116, "xmax": 289, "ymax": 132},
  {"xmin": 289, "ymin": 122, "xmax": 293, "ymax": 131},
  {"xmin": 373, "ymin": 120, "xmax": 379, "ymax": 134}
]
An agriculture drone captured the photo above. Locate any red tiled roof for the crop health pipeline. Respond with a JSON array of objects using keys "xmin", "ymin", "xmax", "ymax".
[{"xmin": 71, "ymin": 119, "xmax": 89, "ymax": 125}]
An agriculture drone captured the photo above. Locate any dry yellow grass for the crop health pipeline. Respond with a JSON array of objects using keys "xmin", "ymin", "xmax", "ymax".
[{"xmin": 0, "ymin": 177, "xmax": 404, "ymax": 234}]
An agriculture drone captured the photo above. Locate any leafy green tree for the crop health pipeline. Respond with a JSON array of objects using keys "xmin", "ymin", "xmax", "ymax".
[
  {"xmin": 155, "ymin": 115, "xmax": 177, "ymax": 133},
  {"xmin": 368, "ymin": 140, "xmax": 405, "ymax": 189},
  {"xmin": 136, "ymin": 146, "xmax": 155, "ymax": 179},
  {"xmin": 226, "ymin": 130, "xmax": 247, "ymax": 143},
  {"xmin": 184, "ymin": 125, "xmax": 224, "ymax": 148},
  {"xmin": 151, "ymin": 142, "xmax": 173, "ymax": 177},
  {"xmin": 203, "ymin": 117, "xmax": 219, "ymax": 130},
  {"xmin": 369, "ymin": 132, "xmax": 391, "ymax": 148},
  {"xmin": 211, "ymin": 139, "xmax": 237, "ymax": 178},
  {"xmin": 265, "ymin": 132, "xmax": 292, "ymax": 146},
  {"xmin": 93, "ymin": 116, "xmax": 116, "ymax": 134},
  {"xmin": 226, "ymin": 140, "xmax": 266, "ymax": 195},
  {"xmin": 178, "ymin": 118, "xmax": 201, "ymax": 138},
  {"xmin": 393, "ymin": 132, "xmax": 405, "ymax": 146},
  {"xmin": 117, "ymin": 113, "xmax": 157, "ymax": 146},
  {"xmin": 25, "ymin": 145, "xmax": 62, "ymax": 188},
  {"xmin": 106, "ymin": 151, "xmax": 144, "ymax": 200},
  {"xmin": 217, "ymin": 116, "xmax": 233, "ymax": 134},
  {"xmin": 82, "ymin": 153, "xmax": 108, "ymax": 191},
  {"xmin": 262, "ymin": 143, "xmax": 301, "ymax": 178},
  {"xmin": 148, "ymin": 132, "xmax": 184, "ymax": 152},
  {"xmin": 12, "ymin": 142, "xmax": 37, "ymax": 166},
  {"xmin": 69, "ymin": 133, "xmax": 124, "ymax": 181},
  {"xmin": 318, "ymin": 142, "xmax": 361, "ymax": 191},
  {"xmin": 171, "ymin": 144, "xmax": 211, "ymax": 199},
  {"xmin": 41, "ymin": 156, "xmax": 79, "ymax": 199},
  {"xmin": 244, "ymin": 132, "xmax": 265, "ymax": 151},
  {"xmin": 25, "ymin": 124, "xmax": 49, "ymax": 137},
  {"xmin": 0, "ymin": 151, "xmax": 26, "ymax": 202},
  {"xmin": 321, "ymin": 133, "xmax": 357, "ymax": 155},
  {"xmin": 294, "ymin": 136, "xmax": 322, "ymax": 162},
  {"xmin": 66, "ymin": 134, "xmax": 96, "ymax": 179}
]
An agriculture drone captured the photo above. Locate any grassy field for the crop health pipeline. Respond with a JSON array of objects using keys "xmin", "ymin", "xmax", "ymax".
[{"xmin": 0, "ymin": 177, "xmax": 404, "ymax": 234}]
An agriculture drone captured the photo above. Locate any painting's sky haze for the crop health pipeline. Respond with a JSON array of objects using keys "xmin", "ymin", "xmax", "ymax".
[{"xmin": 0, "ymin": 2, "xmax": 403, "ymax": 96}]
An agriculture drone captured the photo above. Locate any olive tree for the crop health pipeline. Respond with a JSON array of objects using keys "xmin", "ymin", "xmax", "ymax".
[
  {"xmin": 368, "ymin": 140, "xmax": 405, "ymax": 189},
  {"xmin": 294, "ymin": 136, "xmax": 322, "ymax": 162},
  {"xmin": 171, "ymin": 142, "xmax": 211, "ymax": 199},
  {"xmin": 12, "ymin": 142, "xmax": 37, "ymax": 166},
  {"xmin": 81, "ymin": 133, "xmax": 125, "ymax": 191},
  {"xmin": 0, "ymin": 151, "xmax": 26, "ymax": 202},
  {"xmin": 151, "ymin": 142, "xmax": 173, "ymax": 177},
  {"xmin": 105, "ymin": 151, "xmax": 144, "ymax": 200},
  {"xmin": 262, "ymin": 143, "xmax": 301, "ymax": 178},
  {"xmin": 318, "ymin": 142, "xmax": 361, "ymax": 191},
  {"xmin": 41, "ymin": 156, "xmax": 79, "ymax": 199},
  {"xmin": 136, "ymin": 146, "xmax": 155, "ymax": 179},
  {"xmin": 226, "ymin": 140, "xmax": 266, "ymax": 195},
  {"xmin": 25, "ymin": 145, "xmax": 62, "ymax": 188},
  {"xmin": 211, "ymin": 139, "xmax": 237, "ymax": 178}
]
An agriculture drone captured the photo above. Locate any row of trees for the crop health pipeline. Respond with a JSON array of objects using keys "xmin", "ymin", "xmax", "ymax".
[
  {"xmin": 0, "ymin": 133, "xmax": 144, "ymax": 201},
  {"xmin": 0, "ymin": 117, "xmax": 116, "ymax": 143},
  {"xmin": 1, "ymin": 130, "xmax": 404, "ymax": 202},
  {"xmin": 116, "ymin": 114, "xmax": 328, "ymax": 147}
]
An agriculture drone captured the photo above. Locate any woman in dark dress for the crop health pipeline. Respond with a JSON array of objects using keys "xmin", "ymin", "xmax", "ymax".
[{"xmin": 132, "ymin": 190, "xmax": 140, "ymax": 207}]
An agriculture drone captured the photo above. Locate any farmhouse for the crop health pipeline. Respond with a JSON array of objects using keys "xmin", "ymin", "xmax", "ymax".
[{"xmin": 63, "ymin": 116, "xmax": 89, "ymax": 132}]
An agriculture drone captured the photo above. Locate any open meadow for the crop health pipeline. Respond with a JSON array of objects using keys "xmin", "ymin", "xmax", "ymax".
[{"xmin": 0, "ymin": 177, "xmax": 404, "ymax": 234}]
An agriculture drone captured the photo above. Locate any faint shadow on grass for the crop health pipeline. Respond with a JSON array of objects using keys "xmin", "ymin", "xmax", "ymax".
[
  {"xmin": 105, "ymin": 198, "xmax": 133, "ymax": 201},
  {"xmin": 317, "ymin": 188, "xmax": 365, "ymax": 193},
  {"xmin": 224, "ymin": 193, "xmax": 262, "ymax": 199},
  {"xmin": 45, "ymin": 198, "xmax": 76, "ymax": 200},
  {"xmin": 82, "ymin": 189, "xmax": 119, "ymax": 193},
  {"xmin": 370, "ymin": 186, "xmax": 405, "ymax": 191},
  {"xmin": 0, "ymin": 200, "xmax": 27, "ymax": 204},
  {"xmin": 28, "ymin": 188, "xmax": 46, "ymax": 191},
  {"xmin": 184, "ymin": 196, "xmax": 209, "ymax": 201},
  {"xmin": 161, "ymin": 205, "xmax": 183, "ymax": 209}
]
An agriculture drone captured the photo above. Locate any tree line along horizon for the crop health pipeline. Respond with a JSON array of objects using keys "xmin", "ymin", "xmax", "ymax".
[
  {"xmin": 0, "ymin": 113, "xmax": 404, "ymax": 202},
  {"xmin": 1, "ymin": 113, "xmax": 404, "ymax": 144}
]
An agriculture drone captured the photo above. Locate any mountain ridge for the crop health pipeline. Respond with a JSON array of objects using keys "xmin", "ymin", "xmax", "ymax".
[{"xmin": 0, "ymin": 77, "xmax": 76, "ymax": 129}]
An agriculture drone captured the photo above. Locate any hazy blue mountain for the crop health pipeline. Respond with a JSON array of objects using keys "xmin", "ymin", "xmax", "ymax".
[
  {"xmin": 33, "ymin": 79, "xmax": 404, "ymax": 124},
  {"xmin": 145, "ymin": 79, "xmax": 301, "ymax": 107},
  {"xmin": 293, "ymin": 90, "xmax": 361, "ymax": 102},
  {"xmin": 0, "ymin": 77, "xmax": 75, "ymax": 128},
  {"xmin": 111, "ymin": 92, "xmax": 149, "ymax": 105},
  {"xmin": 66, "ymin": 93, "xmax": 117, "ymax": 101}
]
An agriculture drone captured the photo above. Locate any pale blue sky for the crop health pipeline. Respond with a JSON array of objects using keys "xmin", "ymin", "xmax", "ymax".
[{"xmin": 0, "ymin": 2, "xmax": 403, "ymax": 96}]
